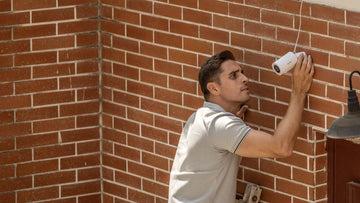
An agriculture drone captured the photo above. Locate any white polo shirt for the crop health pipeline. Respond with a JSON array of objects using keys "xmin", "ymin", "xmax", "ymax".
[{"xmin": 169, "ymin": 102, "xmax": 252, "ymax": 203}]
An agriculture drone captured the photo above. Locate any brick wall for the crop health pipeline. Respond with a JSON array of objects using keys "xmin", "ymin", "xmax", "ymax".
[
  {"xmin": 1, "ymin": 0, "xmax": 360, "ymax": 202},
  {"xmin": 0, "ymin": 0, "xmax": 101, "ymax": 202}
]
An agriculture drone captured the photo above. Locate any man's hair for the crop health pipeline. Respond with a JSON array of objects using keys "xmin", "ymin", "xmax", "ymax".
[{"xmin": 198, "ymin": 50, "xmax": 235, "ymax": 101}]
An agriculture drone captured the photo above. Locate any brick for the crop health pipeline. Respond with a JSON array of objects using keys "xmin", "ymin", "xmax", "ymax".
[
  {"xmin": 248, "ymin": 82, "xmax": 275, "ymax": 99},
  {"xmin": 0, "ymin": 111, "xmax": 14, "ymax": 124},
  {"xmin": 128, "ymin": 161, "xmax": 154, "ymax": 179},
  {"xmin": 260, "ymin": 188, "xmax": 291, "ymax": 203},
  {"xmin": 17, "ymin": 186, "xmax": 59, "ymax": 203},
  {"xmin": 245, "ymin": 0, "xmax": 276, "ymax": 9},
  {"xmin": 169, "ymin": 0, "xmax": 197, "ymax": 8},
  {"xmin": 170, "ymin": 20, "xmax": 198, "ymax": 37},
  {"xmin": 77, "ymin": 5, "xmax": 98, "ymax": 18},
  {"xmin": 113, "ymin": 91, "xmax": 139, "ymax": 107},
  {"xmin": 169, "ymin": 49, "xmax": 197, "ymax": 66},
  {"xmin": 60, "ymin": 128, "xmax": 99, "ymax": 143},
  {"xmin": 143, "ymin": 179, "xmax": 168, "ymax": 198},
  {"xmin": 127, "ymin": 25, "xmax": 153, "ymax": 42},
  {"xmin": 213, "ymin": 15, "xmax": 243, "ymax": 33},
  {"xmin": 127, "ymin": 80, "xmax": 154, "ymax": 98},
  {"xmin": 128, "ymin": 107, "xmax": 154, "ymax": 125},
  {"xmin": 78, "ymin": 140, "xmax": 100, "ymax": 154},
  {"xmin": 0, "ymin": 176, "xmax": 32, "ymax": 193},
  {"xmin": 293, "ymin": 138, "xmax": 314, "ymax": 156},
  {"xmin": 77, "ymin": 114, "xmax": 99, "ymax": 128},
  {"xmin": 276, "ymin": 178, "xmax": 308, "ymax": 199},
  {"xmin": 277, "ymin": 28, "xmax": 309, "ymax": 46},
  {"xmin": 16, "ymin": 132, "xmax": 58, "ymax": 149},
  {"xmin": 33, "ymin": 63, "xmax": 75, "ymax": 78},
  {"xmin": 78, "ymin": 194, "xmax": 101, "ymax": 203},
  {"xmin": 311, "ymin": 4, "xmax": 345, "ymax": 23},
  {"xmin": 0, "ymin": 40, "xmax": 30, "ymax": 54},
  {"xmin": 127, "ymin": 52, "xmax": 153, "ymax": 69},
  {"xmin": 0, "ymin": 165, "xmax": 14, "ymax": 179},
  {"xmin": 33, "ymin": 90, "xmax": 75, "ymax": 106},
  {"xmin": 102, "ymin": 102, "xmax": 125, "ymax": 118},
  {"xmin": 229, "ymin": 4, "xmax": 260, "ymax": 21},
  {"xmin": 101, "ymin": 6, "xmax": 112, "ymax": 20},
  {"xmin": 126, "ymin": 0, "xmax": 152, "ymax": 13},
  {"xmin": 62, "ymin": 181, "xmax": 100, "ymax": 197},
  {"xmin": 184, "ymin": 37, "xmax": 212, "ymax": 55},
  {"xmin": 245, "ymin": 21, "xmax": 275, "ymax": 39},
  {"xmin": 245, "ymin": 110, "xmax": 275, "ymax": 129},
  {"xmin": 15, "ymin": 78, "xmax": 57, "ymax": 94},
  {"xmin": 263, "ymin": 40, "xmax": 293, "ymax": 56},
  {"xmin": 0, "ymin": 95, "xmax": 31, "ymax": 110},
  {"xmin": 309, "ymin": 96, "xmax": 342, "ymax": 116},
  {"xmin": 128, "ymin": 134, "xmax": 154, "ymax": 152},
  {"xmin": 0, "ymin": 55, "xmax": 13, "ymax": 68},
  {"xmin": 0, "ymin": 0, "xmax": 11, "ymax": 12},
  {"xmin": 297, "ymin": 17, "xmax": 327, "ymax": 35},
  {"xmin": 32, "ymin": 36, "xmax": 74, "ymax": 51},
  {"xmin": 113, "ymin": 63, "xmax": 139, "ymax": 80},
  {"xmin": 184, "ymin": 94, "xmax": 204, "ymax": 109},
  {"xmin": 77, "ymin": 61, "xmax": 98, "ymax": 74},
  {"xmin": 102, "ymin": 47, "xmax": 125, "ymax": 63},
  {"xmin": 156, "ymin": 169, "xmax": 170, "ymax": 185},
  {"xmin": 262, "ymin": 10, "xmax": 293, "ymax": 27},
  {"xmin": 154, "ymin": 59, "xmax": 182, "ymax": 76},
  {"xmin": 183, "ymin": 8, "xmax": 211, "ymax": 26},
  {"xmin": 101, "ymin": 20, "xmax": 125, "ymax": 36},
  {"xmin": 78, "ymin": 167, "xmax": 100, "ymax": 181},
  {"xmin": 102, "ymin": 154, "xmax": 126, "ymax": 171},
  {"xmin": 277, "ymin": 0, "xmax": 310, "ymax": 16},
  {"xmin": 16, "ymin": 106, "xmax": 58, "ymax": 122},
  {"xmin": 260, "ymin": 99, "xmax": 287, "ymax": 116},
  {"xmin": 15, "ymin": 51, "xmax": 57, "ymax": 66},
  {"xmin": 0, "ymin": 137, "xmax": 14, "ymax": 151},
  {"xmin": 13, "ymin": 0, "xmax": 56, "ymax": 10},
  {"xmin": 142, "ymin": 151, "xmax": 168, "ymax": 170},
  {"xmin": 169, "ymin": 76, "xmax": 197, "ymax": 94},
  {"xmin": 260, "ymin": 69, "xmax": 292, "ymax": 89},
  {"xmin": 142, "ymin": 15, "xmax": 168, "ymax": 31},
  {"xmin": 302, "ymin": 110, "xmax": 325, "ymax": 128},
  {"xmin": 199, "ymin": 0, "xmax": 228, "ymax": 14},
  {"xmin": 155, "ymin": 87, "xmax": 182, "ymax": 105},
  {"xmin": 58, "ymin": 19, "xmax": 98, "ymax": 34},
  {"xmin": 77, "ymin": 32, "xmax": 98, "ymax": 47},
  {"xmin": 32, "ymin": 8, "xmax": 74, "ymax": 23},
  {"xmin": 34, "ymin": 144, "xmax": 75, "ymax": 160},
  {"xmin": 113, "ymin": 36, "xmax": 139, "ymax": 52},
  {"xmin": 155, "ymin": 115, "xmax": 182, "ymax": 133},
  {"xmin": 169, "ymin": 132, "xmax": 180, "ymax": 147},
  {"xmin": 347, "ymin": 11, "xmax": 360, "ymax": 27},
  {"xmin": 0, "ymin": 149, "xmax": 32, "ymax": 165},
  {"xmin": 33, "ymin": 117, "xmax": 75, "ymax": 133},
  {"xmin": 14, "ymin": 24, "xmax": 56, "ymax": 39},
  {"xmin": 114, "ymin": 8, "xmax": 140, "ymax": 25},
  {"xmin": 114, "ymin": 117, "xmax": 140, "ymax": 135},
  {"xmin": 155, "ymin": 31, "xmax": 182, "ymax": 48},
  {"xmin": 58, "ymin": 0, "xmax": 97, "ymax": 6},
  {"xmin": 115, "ymin": 144, "xmax": 140, "ymax": 161},
  {"xmin": 311, "ymin": 34, "xmax": 344, "ymax": 53},
  {"xmin": 183, "ymin": 65, "xmax": 199, "ymax": 81},
  {"xmin": 346, "ymin": 41, "xmax": 360, "ymax": 58},
  {"xmin": 103, "ymin": 128, "xmax": 126, "ymax": 145},
  {"xmin": 61, "ymin": 154, "xmax": 100, "ymax": 169},
  {"xmin": 244, "ymin": 169, "xmax": 274, "ymax": 189},
  {"xmin": 128, "ymin": 189, "xmax": 154, "ymax": 203},
  {"xmin": 302, "ymin": 48, "xmax": 329, "ymax": 66},
  {"xmin": 330, "ymin": 54, "xmax": 360, "ymax": 72},
  {"xmin": 141, "ymin": 125, "xmax": 168, "ymax": 143},
  {"xmin": 154, "ymin": 3, "xmax": 181, "ymax": 19},
  {"xmin": 200, "ymin": 26, "xmax": 229, "ymax": 44},
  {"xmin": 231, "ymin": 33, "xmax": 261, "ymax": 51},
  {"xmin": 59, "ymin": 47, "xmax": 98, "ymax": 62},
  {"xmin": 0, "ymin": 12, "xmax": 29, "ymax": 27},
  {"xmin": 292, "ymin": 167, "xmax": 314, "ymax": 185},
  {"xmin": 60, "ymin": 101, "xmax": 99, "ymax": 116},
  {"xmin": 140, "ymin": 42, "xmax": 167, "ymax": 59},
  {"xmin": 17, "ymin": 159, "xmax": 57, "ymax": 177},
  {"xmin": 155, "ymin": 142, "xmax": 176, "ymax": 159},
  {"xmin": 327, "ymin": 85, "xmax": 347, "ymax": 103},
  {"xmin": 103, "ymin": 181, "xmax": 126, "ymax": 198},
  {"xmin": 60, "ymin": 75, "xmax": 99, "ymax": 89}
]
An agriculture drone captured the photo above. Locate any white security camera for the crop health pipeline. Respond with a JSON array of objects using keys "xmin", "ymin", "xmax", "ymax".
[{"xmin": 272, "ymin": 52, "xmax": 306, "ymax": 75}]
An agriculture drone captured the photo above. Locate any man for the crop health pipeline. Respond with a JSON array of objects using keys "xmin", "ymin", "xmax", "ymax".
[{"xmin": 168, "ymin": 50, "xmax": 314, "ymax": 202}]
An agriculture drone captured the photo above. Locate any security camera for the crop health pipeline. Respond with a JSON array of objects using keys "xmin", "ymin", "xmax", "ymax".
[{"xmin": 272, "ymin": 52, "xmax": 306, "ymax": 75}]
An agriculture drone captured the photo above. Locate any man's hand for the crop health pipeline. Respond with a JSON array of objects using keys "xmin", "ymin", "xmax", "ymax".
[
  {"xmin": 236, "ymin": 105, "xmax": 248, "ymax": 119},
  {"xmin": 292, "ymin": 54, "xmax": 314, "ymax": 96}
]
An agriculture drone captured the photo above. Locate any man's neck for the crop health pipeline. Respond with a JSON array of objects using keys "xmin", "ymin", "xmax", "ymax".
[{"xmin": 207, "ymin": 98, "xmax": 242, "ymax": 115}]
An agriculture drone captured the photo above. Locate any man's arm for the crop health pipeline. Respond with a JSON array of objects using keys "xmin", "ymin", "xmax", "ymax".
[{"xmin": 236, "ymin": 54, "xmax": 314, "ymax": 158}]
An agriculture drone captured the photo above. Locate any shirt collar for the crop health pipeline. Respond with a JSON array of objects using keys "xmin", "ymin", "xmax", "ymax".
[{"xmin": 203, "ymin": 101, "xmax": 226, "ymax": 112}]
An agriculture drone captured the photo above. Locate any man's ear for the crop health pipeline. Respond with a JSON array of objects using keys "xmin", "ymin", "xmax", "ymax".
[{"xmin": 207, "ymin": 82, "xmax": 220, "ymax": 96}]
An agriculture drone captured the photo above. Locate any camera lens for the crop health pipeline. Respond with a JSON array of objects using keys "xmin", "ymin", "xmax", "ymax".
[{"xmin": 274, "ymin": 65, "xmax": 280, "ymax": 73}]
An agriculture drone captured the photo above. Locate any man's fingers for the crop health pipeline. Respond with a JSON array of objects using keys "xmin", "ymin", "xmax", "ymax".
[
  {"xmin": 236, "ymin": 105, "xmax": 248, "ymax": 118},
  {"xmin": 305, "ymin": 55, "xmax": 312, "ymax": 73}
]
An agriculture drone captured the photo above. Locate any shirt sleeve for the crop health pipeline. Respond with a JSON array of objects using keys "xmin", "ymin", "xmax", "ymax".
[{"xmin": 208, "ymin": 112, "xmax": 252, "ymax": 153}]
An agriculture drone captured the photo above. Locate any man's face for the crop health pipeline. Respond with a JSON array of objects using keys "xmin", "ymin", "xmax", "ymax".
[{"xmin": 215, "ymin": 60, "xmax": 250, "ymax": 104}]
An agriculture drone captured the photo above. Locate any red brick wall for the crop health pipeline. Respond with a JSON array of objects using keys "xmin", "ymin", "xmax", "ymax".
[
  {"xmin": 0, "ymin": 0, "xmax": 101, "ymax": 202},
  {"xmin": 2, "ymin": 0, "xmax": 360, "ymax": 202}
]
